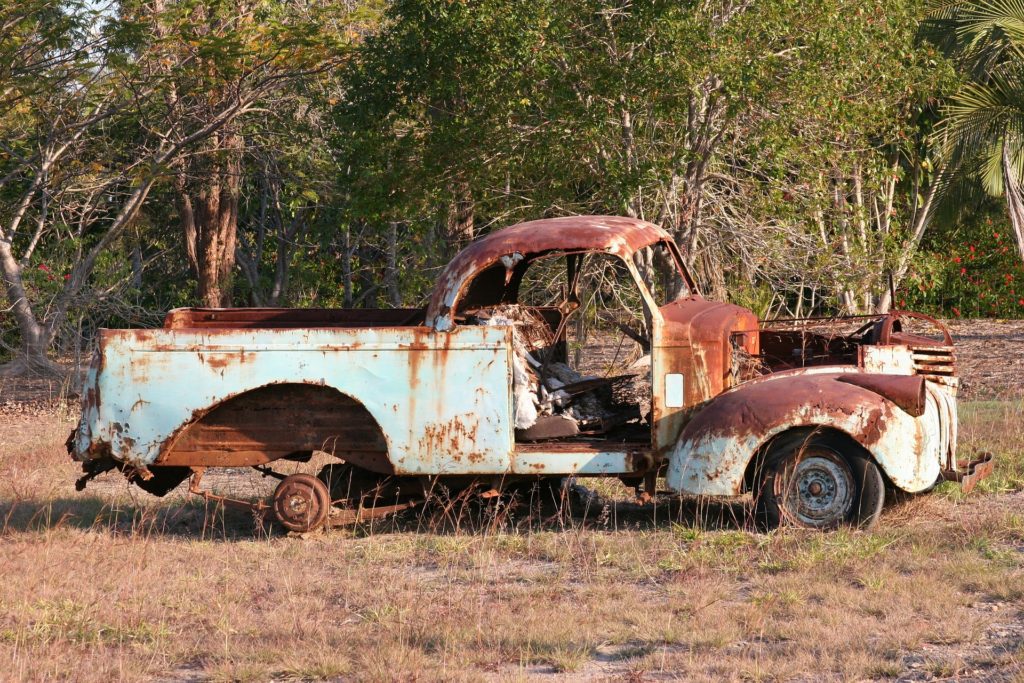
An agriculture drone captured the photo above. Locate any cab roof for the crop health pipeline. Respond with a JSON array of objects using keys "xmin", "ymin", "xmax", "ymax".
[{"xmin": 426, "ymin": 216, "xmax": 672, "ymax": 328}]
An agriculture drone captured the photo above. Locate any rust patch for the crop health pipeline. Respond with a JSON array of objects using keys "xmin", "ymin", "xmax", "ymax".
[
  {"xmin": 417, "ymin": 413, "xmax": 482, "ymax": 462},
  {"xmin": 164, "ymin": 307, "xmax": 427, "ymax": 330},
  {"xmin": 156, "ymin": 384, "xmax": 391, "ymax": 472},
  {"xmin": 836, "ymin": 374, "xmax": 926, "ymax": 417},
  {"xmin": 203, "ymin": 355, "xmax": 233, "ymax": 371}
]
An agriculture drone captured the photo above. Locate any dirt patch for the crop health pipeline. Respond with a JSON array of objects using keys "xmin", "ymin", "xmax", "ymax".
[
  {"xmin": 0, "ymin": 377, "xmax": 75, "ymax": 416},
  {"xmin": 945, "ymin": 319, "xmax": 1024, "ymax": 400}
]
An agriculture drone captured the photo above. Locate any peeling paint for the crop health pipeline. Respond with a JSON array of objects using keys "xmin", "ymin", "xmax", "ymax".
[{"xmin": 67, "ymin": 218, "xmax": 979, "ymax": 513}]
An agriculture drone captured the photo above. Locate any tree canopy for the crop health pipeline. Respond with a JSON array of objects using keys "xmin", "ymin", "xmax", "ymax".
[{"xmin": 1, "ymin": 0, "xmax": 1021, "ymax": 373}]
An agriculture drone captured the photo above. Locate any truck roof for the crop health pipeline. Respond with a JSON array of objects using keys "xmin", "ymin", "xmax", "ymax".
[
  {"xmin": 448, "ymin": 215, "xmax": 670, "ymax": 261},
  {"xmin": 426, "ymin": 215, "xmax": 671, "ymax": 328}
]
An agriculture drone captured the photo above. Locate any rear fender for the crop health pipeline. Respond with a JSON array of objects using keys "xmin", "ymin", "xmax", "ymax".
[{"xmin": 665, "ymin": 372, "xmax": 956, "ymax": 496}]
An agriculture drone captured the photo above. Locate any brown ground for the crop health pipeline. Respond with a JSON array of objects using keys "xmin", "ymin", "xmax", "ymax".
[
  {"xmin": 946, "ymin": 319, "xmax": 1024, "ymax": 400},
  {"xmin": 0, "ymin": 321, "xmax": 1022, "ymax": 682}
]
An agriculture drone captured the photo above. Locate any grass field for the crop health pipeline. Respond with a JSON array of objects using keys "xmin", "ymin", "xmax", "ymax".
[{"xmin": 0, "ymin": 402, "xmax": 1022, "ymax": 682}]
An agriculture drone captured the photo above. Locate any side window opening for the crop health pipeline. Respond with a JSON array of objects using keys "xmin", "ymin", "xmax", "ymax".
[{"xmin": 462, "ymin": 251, "xmax": 652, "ymax": 444}]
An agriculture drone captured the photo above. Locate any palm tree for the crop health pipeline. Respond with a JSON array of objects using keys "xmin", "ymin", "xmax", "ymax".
[{"xmin": 925, "ymin": 0, "xmax": 1024, "ymax": 261}]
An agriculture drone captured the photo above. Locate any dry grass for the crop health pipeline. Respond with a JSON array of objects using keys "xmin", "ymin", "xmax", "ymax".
[{"xmin": 0, "ymin": 403, "xmax": 1022, "ymax": 682}]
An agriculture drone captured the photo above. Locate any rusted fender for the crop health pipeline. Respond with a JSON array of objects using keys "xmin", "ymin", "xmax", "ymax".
[{"xmin": 665, "ymin": 371, "xmax": 957, "ymax": 496}]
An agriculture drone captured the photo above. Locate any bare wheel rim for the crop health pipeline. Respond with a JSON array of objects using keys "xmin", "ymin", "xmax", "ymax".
[
  {"xmin": 776, "ymin": 448, "xmax": 856, "ymax": 527},
  {"xmin": 273, "ymin": 474, "xmax": 330, "ymax": 532}
]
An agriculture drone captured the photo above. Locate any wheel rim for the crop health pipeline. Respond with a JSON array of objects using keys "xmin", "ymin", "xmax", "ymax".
[
  {"xmin": 776, "ymin": 449, "xmax": 856, "ymax": 527},
  {"xmin": 273, "ymin": 474, "xmax": 329, "ymax": 532}
]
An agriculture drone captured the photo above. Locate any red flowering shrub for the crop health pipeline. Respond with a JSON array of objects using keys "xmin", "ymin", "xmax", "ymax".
[{"xmin": 903, "ymin": 218, "xmax": 1024, "ymax": 318}]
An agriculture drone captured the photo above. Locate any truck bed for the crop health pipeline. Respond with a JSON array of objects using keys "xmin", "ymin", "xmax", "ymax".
[{"xmin": 73, "ymin": 325, "xmax": 517, "ymax": 475}]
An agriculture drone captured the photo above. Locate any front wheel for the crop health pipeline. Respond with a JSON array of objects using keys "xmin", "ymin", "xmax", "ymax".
[{"xmin": 754, "ymin": 434, "xmax": 885, "ymax": 530}]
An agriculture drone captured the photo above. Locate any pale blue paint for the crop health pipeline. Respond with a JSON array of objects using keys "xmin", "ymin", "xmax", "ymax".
[
  {"xmin": 665, "ymin": 373, "xmax": 958, "ymax": 496},
  {"xmin": 76, "ymin": 326, "xmax": 518, "ymax": 474}
]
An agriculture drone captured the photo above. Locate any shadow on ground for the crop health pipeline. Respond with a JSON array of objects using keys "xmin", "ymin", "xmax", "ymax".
[{"xmin": 0, "ymin": 484, "xmax": 754, "ymax": 541}]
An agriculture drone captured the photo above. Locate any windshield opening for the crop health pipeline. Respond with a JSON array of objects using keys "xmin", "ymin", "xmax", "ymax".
[{"xmin": 632, "ymin": 241, "xmax": 691, "ymax": 307}]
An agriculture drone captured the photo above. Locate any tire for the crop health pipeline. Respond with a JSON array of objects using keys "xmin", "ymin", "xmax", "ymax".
[{"xmin": 754, "ymin": 434, "xmax": 885, "ymax": 530}]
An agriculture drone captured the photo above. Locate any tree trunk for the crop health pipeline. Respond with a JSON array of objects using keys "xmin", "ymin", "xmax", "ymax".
[
  {"xmin": 131, "ymin": 242, "xmax": 144, "ymax": 289},
  {"xmin": 875, "ymin": 163, "xmax": 945, "ymax": 314},
  {"xmin": 342, "ymin": 224, "xmax": 353, "ymax": 307},
  {"xmin": 448, "ymin": 181, "xmax": 474, "ymax": 248},
  {"xmin": 386, "ymin": 220, "xmax": 401, "ymax": 307},
  {"xmin": 179, "ymin": 130, "xmax": 243, "ymax": 308},
  {"xmin": 0, "ymin": 240, "xmax": 62, "ymax": 377},
  {"xmin": 1003, "ymin": 141, "xmax": 1024, "ymax": 264}
]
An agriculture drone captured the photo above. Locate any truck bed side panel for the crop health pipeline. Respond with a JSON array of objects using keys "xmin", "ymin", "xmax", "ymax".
[{"xmin": 76, "ymin": 326, "xmax": 514, "ymax": 475}]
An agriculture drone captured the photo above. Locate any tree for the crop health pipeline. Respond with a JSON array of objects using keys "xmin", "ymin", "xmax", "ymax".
[
  {"xmin": 139, "ymin": 0, "xmax": 360, "ymax": 307},
  {"xmin": 338, "ymin": 0, "xmax": 948, "ymax": 314},
  {"xmin": 0, "ymin": 0, "xmax": 367, "ymax": 374},
  {"xmin": 925, "ymin": 0, "xmax": 1024, "ymax": 263},
  {"xmin": 0, "ymin": 0, "xmax": 157, "ymax": 375}
]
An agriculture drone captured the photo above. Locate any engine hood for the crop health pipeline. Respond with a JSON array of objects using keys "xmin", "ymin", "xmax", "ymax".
[
  {"xmin": 657, "ymin": 297, "xmax": 760, "ymax": 351},
  {"xmin": 650, "ymin": 297, "xmax": 760, "ymax": 439}
]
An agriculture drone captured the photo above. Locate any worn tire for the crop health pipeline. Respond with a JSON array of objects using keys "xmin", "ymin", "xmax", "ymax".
[{"xmin": 754, "ymin": 434, "xmax": 885, "ymax": 530}]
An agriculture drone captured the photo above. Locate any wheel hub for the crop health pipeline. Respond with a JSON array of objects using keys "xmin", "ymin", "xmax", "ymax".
[
  {"xmin": 779, "ymin": 451, "xmax": 855, "ymax": 527},
  {"xmin": 272, "ymin": 474, "xmax": 330, "ymax": 532}
]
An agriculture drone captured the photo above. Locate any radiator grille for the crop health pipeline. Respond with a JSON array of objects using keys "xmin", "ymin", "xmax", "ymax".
[{"xmin": 911, "ymin": 346, "xmax": 957, "ymax": 386}]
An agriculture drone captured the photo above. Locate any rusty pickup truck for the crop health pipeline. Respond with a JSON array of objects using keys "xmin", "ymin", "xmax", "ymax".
[{"xmin": 68, "ymin": 215, "xmax": 992, "ymax": 531}]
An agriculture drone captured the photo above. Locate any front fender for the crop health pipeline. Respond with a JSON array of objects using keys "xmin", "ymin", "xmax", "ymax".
[{"xmin": 665, "ymin": 372, "xmax": 956, "ymax": 496}]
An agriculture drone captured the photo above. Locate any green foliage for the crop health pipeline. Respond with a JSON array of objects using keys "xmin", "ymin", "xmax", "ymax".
[
  {"xmin": 5, "ymin": 0, "xmax": 1023, "ymax": 367},
  {"xmin": 925, "ymin": 0, "xmax": 1024, "ymax": 260},
  {"xmin": 332, "ymin": 0, "xmax": 955, "ymax": 312},
  {"xmin": 903, "ymin": 203, "xmax": 1024, "ymax": 316}
]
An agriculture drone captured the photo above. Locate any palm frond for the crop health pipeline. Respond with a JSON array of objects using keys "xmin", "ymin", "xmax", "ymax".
[
  {"xmin": 924, "ymin": 0, "xmax": 1024, "ymax": 77},
  {"xmin": 979, "ymin": 139, "xmax": 1006, "ymax": 193}
]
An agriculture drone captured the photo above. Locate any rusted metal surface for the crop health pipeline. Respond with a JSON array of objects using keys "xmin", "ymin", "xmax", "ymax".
[
  {"xmin": 835, "ymin": 374, "xmax": 926, "ymax": 417},
  {"xmin": 165, "ymin": 307, "xmax": 425, "ymax": 329},
  {"xmin": 188, "ymin": 465, "xmax": 421, "ymax": 529},
  {"xmin": 72, "ymin": 325, "xmax": 516, "ymax": 475},
  {"xmin": 512, "ymin": 443, "xmax": 652, "ymax": 476},
  {"xmin": 665, "ymin": 368, "xmax": 958, "ymax": 496},
  {"xmin": 943, "ymin": 452, "xmax": 995, "ymax": 493},
  {"xmin": 67, "ymin": 214, "xmax": 984, "ymax": 523},
  {"xmin": 772, "ymin": 446, "xmax": 857, "ymax": 527},
  {"xmin": 189, "ymin": 467, "xmax": 271, "ymax": 515},
  {"xmin": 874, "ymin": 310, "xmax": 953, "ymax": 346},
  {"xmin": 651, "ymin": 298, "xmax": 760, "ymax": 456},
  {"xmin": 327, "ymin": 499, "xmax": 419, "ymax": 526},
  {"xmin": 272, "ymin": 474, "xmax": 331, "ymax": 532},
  {"xmin": 158, "ymin": 384, "xmax": 390, "ymax": 470}
]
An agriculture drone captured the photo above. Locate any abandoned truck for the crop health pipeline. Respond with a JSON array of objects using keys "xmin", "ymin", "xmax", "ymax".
[{"xmin": 68, "ymin": 215, "xmax": 992, "ymax": 532}]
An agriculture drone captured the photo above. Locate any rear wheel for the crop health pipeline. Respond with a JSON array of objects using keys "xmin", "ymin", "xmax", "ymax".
[
  {"xmin": 754, "ymin": 434, "xmax": 885, "ymax": 530},
  {"xmin": 272, "ymin": 473, "xmax": 331, "ymax": 533}
]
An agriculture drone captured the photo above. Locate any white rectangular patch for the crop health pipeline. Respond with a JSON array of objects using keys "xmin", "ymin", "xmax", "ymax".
[{"xmin": 665, "ymin": 373, "xmax": 685, "ymax": 408}]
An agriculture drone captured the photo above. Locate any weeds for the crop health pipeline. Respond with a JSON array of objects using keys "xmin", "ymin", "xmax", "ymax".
[{"xmin": 0, "ymin": 403, "xmax": 1021, "ymax": 681}]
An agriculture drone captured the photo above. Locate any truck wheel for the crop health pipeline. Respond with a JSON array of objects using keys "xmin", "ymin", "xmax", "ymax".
[
  {"xmin": 272, "ymin": 473, "xmax": 331, "ymax": 533},
  {"xmin": 755, "ymin": 435, "xmax": 885, "ymax": 530}
]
